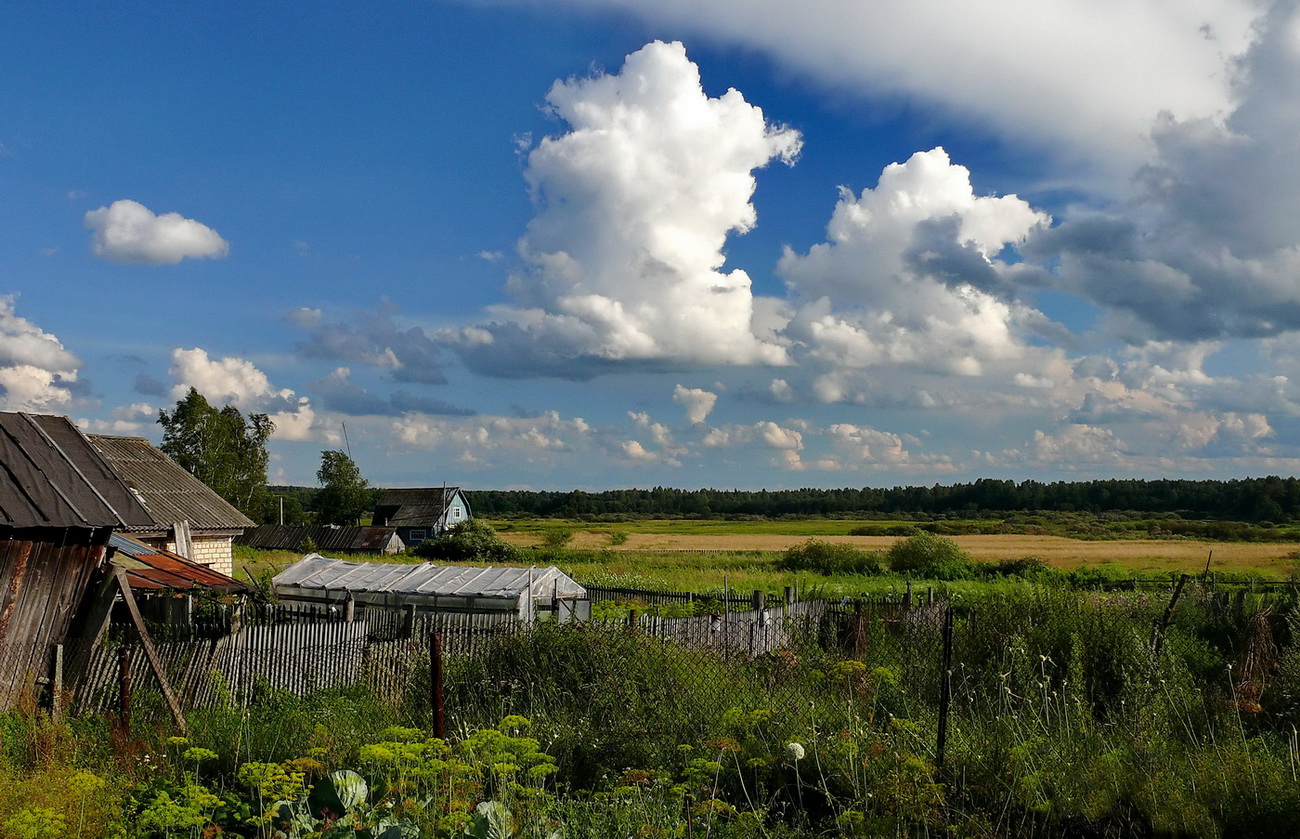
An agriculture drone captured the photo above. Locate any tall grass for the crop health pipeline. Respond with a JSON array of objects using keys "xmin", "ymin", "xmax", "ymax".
[{"xmin": 9, "ymin": 584, "xmax": 1300, "ymax": 836}]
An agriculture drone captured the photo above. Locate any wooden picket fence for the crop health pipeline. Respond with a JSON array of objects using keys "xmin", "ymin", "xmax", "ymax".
[{"xmin": 72, "ymin": 599, "xmax": 832, "ymax": 715}]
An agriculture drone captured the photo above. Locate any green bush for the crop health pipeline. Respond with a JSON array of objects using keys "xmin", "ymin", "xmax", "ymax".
[
  {"xmin": 886, "ymin": 531, "xmax": 976, "ymax": 579},
  {"xmin": 777, "ymin": 540, "xmax": 883, "ymax": 574},
  {"xmin": 982, "ymin": 556, "xmax": 1061, "ymax": 580},
  {"xmin": 411, "ymin": 518, "xmax": 520, "ymax": 564}
]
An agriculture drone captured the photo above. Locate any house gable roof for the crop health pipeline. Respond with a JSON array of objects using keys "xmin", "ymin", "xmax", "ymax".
[
  {"xmin": 0, "ymin": 412, "xmax": 154, "ymax": 530},
  {"xmin": 87, "ymin": 434, "xmax": 256, "ymax": 532},
  {"xmin": 374, "ymin": 487, "xmax": 468, "ymax": 528}
]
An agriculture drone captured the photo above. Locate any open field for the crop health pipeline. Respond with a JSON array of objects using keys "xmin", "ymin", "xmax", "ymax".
[
  {"xmin": 495, "ymin": 526, "xmax": 1300, "ymax": 576},
  {"xmin": 233, "ymin": 518, "xmax": 1300, "ymax": 602}
]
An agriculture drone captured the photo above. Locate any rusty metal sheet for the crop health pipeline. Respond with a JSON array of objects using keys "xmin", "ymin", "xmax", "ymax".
[{"xmin": 109, "ymin": 532, "xmax": 249, "ymax": 593}]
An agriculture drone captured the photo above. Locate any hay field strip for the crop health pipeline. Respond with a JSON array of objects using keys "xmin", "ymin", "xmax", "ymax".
[{"xmin": 497, "ymin": 527, "xmax": 1300, "ymax": 576}]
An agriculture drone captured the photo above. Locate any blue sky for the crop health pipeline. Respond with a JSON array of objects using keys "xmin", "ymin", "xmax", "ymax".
[{"xmin": 5, "ymin": 0, "xmax": 1300, "ymax": 490}]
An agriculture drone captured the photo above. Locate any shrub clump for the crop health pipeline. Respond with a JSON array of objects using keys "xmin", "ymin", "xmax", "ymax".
[
  {"xmin": 886, "ymin": 532, "xmax": 976, "ymax": 580},
  {"xmin": 983, "ymin": 556, "xmax": 1060, "ymax": 580},
  {"xmin": 778, "ymin": 540, "xmax": 883, "ymax": 575},
  {"xmin": 412, "ymin": 518, "xmax": 519, "ymax": 564}
]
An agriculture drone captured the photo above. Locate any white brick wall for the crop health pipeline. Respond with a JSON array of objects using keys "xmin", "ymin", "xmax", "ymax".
[{"xmin": 165, "ymin": 536, "xmax": 234, "ymax": 577}]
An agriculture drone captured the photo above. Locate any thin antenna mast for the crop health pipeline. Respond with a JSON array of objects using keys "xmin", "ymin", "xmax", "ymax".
[{"xmin": 341, "ymin": 421, "xmax": 352, "ymax": 459}]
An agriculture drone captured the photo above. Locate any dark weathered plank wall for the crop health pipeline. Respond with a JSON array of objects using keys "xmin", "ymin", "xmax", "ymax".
[{"xmin": 0, "ymin": 530, "xmax": 104, "ymax": 709}]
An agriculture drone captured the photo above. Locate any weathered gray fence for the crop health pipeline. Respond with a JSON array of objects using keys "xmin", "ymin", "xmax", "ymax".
[{"xmin": 73, "ymin": 599, "xmax": 832, "ymax": 714}]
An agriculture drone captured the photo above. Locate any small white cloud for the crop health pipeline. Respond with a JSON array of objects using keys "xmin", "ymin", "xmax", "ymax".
[
  {"xmin": 0, "ymin": 296, "xmax": 80, "ymax": 412},
  {"xmin": 0, "ymin": 366, "xmax": 75, "ymax": 412},
  {"xmin": 394, "ymin": 410, "xmax": 592, "ymax": 467},
  {"xmin": 673, "ymin": 384, "xmax": 718, "ymax": 424},
  {"xmin": 1027, "ymin": 425, "xmax": 1125, "ymax": 464},
  {"xmin": 168, "ymin": 347, "xmax": 293, "ymax": 409},
  {"xmin": 84, "ymin": 199, "xmax": 229, "ymax": 265},
  {"xmin": 827, "ymin": 423, "xmax": 911, "ymax": 464},
  {"xmin": 756, "ymin": 420, "xmax": 803, "ymax": 451},
  {"xmin": 268, "ymin": 400, "xmax": 328, "ymax": 442}
]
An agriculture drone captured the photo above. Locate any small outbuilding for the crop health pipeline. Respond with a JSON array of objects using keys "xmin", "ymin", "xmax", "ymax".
[
  {"xmin": 88, "ymin": 434, "xmax": 257, "ymax": 576},
  {"xmin": 272, "ymin": 554, "xmax": 589, "ymax": 622},
  {"xmin": 237, "ymin": 524, "xmax": 405, "ymax": 555},
  {"xmin": 0, "ymin": 412, "xmax": 156, "ymax": 709},
  {"xmin": 371, "ymin": 487, "xmax": 471, "ymax": 546}
]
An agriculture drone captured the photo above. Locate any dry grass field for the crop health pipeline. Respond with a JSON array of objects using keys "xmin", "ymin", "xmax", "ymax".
[{"xmin": 499, "ymin": 529, "xmax": 1300, "ymax": 577}]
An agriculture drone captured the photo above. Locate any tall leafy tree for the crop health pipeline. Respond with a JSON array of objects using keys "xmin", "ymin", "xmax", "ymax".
[
  {"xmin": 312, "ymin": 450, "xmax": 370, "ymax": 526},
  {"xmin": 158, "ymin": 388, "xmax": 274, "ymax": 518}
]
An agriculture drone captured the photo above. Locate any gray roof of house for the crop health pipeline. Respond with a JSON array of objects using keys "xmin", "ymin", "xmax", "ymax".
[
  {"xmin": 273, "ymin": 554, "xmax": 586, "ymax": 600},
  {"xmin": 87, "ymin": 434, "xmax": 257, "ymax": 532},
  {"xmin": 374, "ymin": 487, "xmax": 467, "ymax": 528},
  {"xmin": 0, "ymin": 412, "xmax": 155, "ymax": 530},
  {"xmin": 237, "ymin": 524, "xmax": 402, "ymax": 553}
]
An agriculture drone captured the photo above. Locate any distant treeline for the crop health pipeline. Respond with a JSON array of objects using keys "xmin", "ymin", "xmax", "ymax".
[{"xmin": 464, "ymin": 477, "xmax": 1300, "ymax": 522}]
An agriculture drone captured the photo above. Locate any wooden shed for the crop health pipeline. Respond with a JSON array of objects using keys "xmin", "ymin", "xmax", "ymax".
[
  {"xmin": 237, "ymin": 524, "xmax": 404, "ymax": 555},
  {"xmin": 88, "ymin": 434, "xmax": 256, "ymax": 576},
  {"xmin": 0, "ymin": 412, "xmax": 155, "ymax": 709},
  {"xmin": 108, "ymin": 532, "xmax": 252, "ymax": 623},
  {"xmin": 272, "ymin": 554, "xmax": 589, "ymax": 622}
]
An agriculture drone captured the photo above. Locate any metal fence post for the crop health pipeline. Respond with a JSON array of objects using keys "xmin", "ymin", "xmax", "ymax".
[{"xmin": 936, "ymin": 605, "xmax": 954, "ymax": 769}]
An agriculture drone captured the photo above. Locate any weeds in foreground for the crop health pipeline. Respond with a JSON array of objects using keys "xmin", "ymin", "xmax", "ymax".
[{"xmin": 8, "ymin": 587, "xmax": 1300, "ymax": 836}]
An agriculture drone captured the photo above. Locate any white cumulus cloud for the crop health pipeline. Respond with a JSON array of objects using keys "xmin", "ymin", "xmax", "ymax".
[
  {"xmin": 452, "ymin": 40, "xmax": 800, "ymax": 375},
  {"xmin": 168, "ymin": 347, "xmax": 294, "ymax": 409},
  {"xmin": 673, "ymin": 384, "xmax": 718, "ymax": 424},
  {"xmin": 0, "ymin": 296, "xmax": 80, "ymax": 411},
  {"xmin": 503, "ymin": 0, "xmax": 1255, "ymax": 177},
  {"xmin": 84, "ymin": 199, "xmax": 229, "ymax": 265},
  {"xmin": 779, "ymin": 147, "xmax": 1051, "ymax": 378}
]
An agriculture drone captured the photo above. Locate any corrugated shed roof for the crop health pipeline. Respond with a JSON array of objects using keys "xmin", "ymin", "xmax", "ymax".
[
  {"xmin": 0, "ymin": 412, "xmax": 154, "ymax": 529},
  {"xmin": 273, "ymin": 554, "xmax": 586, "ymax": 600},
  {"xmin": 237, "ymin": 524, "xmax": 402, "ymax": 553},
  {"xmin": 109, "ymin": 532, "xmax": 250, "ymax": 593},
  {"xmin": 374, "ymin": 487, "xmax": 467, "ymax": 527},
  {"xmin": 88, "ymin": 435, "xmax": 257, "ymax": 531}
]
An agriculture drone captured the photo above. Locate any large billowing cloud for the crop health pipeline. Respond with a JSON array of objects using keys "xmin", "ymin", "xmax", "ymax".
[
  {"xmin": 449, "ymin": 40, "xmax": 800, "ymax": 376},
  {"xmin": 84, "ymin": 200, "xmax": 229, "ymax": 265},
  {"xmin": 1026, "ymin": 3, "xmax": 1300, "ymax": 344},
  {"xmin": 483, "ymin": 0, "xmax": 1255, "ymax": 174},
  {"xmin": 778, "ymin": 147, "xmax": 1052, "ymax": 378},
  {"xmin": 0, "ymin": 296, "xmax": 80, "ymax": 411}
]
